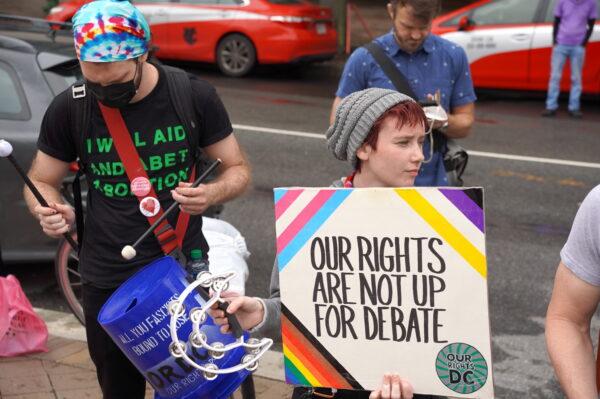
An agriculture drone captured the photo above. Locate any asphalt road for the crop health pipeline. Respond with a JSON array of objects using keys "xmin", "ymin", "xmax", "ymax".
[{"xmin": 4, "ymin": 61, "xmax": 600, "ymax": 398}]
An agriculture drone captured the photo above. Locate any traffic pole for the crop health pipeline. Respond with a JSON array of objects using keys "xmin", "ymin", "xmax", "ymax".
[{"xmin": 333, "ymin": 0, "xmax": 348, "ymax": 54}]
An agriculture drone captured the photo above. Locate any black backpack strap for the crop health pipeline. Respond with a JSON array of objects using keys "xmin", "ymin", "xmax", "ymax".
[
  {"xmin": 364, "ymin": 41, "xmax": 418, "ymax": 100},
  {"xmin": 160, "ymin": 63, "xmax": 219, "ymax": 183},
  {"xmin": 72, "ymin": 169, "xmax": 85, "ymax": 250},
  {"xmin": 67, "ymin": 81, "xmax": 91, "ymax": 249},
  {"xmin": 68, "ymin": 82, "xmax": 91, "ymax": 159},
  {"xmin": 160, "ymin": 64, "xmax": 200, "ymax": 159}
]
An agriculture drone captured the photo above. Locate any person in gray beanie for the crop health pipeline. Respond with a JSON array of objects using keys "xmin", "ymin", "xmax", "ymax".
[
  {"xmin": 328, "ymin": 88, "xmax": 415, "ymax": 166},
  {"xmin": 326, "ymin": 88, "xmax": 426, "ymax": 189},
  {"xmin": 210, "ymin": 88, "xmax": 446, "ymax": 399}
]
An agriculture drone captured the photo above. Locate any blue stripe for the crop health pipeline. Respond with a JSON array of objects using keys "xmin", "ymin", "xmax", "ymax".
[
  {"xmin": 274, "ymin": 188, "xmax": 286, "ymax": 205},
  {"xmin": 278, "ymin": 190, "xmax": 351, "ymax": 271},
  {"xmin": 285, "ymin": 369, "xmax": 301, "ymax": 385}
]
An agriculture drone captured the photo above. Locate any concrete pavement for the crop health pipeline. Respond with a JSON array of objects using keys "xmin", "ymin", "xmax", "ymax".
[{"xmin": 0, "ymin": 309, "xmax": 293, "ymax": 398}]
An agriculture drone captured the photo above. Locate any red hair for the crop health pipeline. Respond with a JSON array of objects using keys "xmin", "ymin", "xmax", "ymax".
[{"xmin": 356, "ymin": 100, "xmax": 427, "ymax": 171}]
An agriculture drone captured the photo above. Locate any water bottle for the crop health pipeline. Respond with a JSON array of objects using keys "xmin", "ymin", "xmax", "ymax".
[{"xmin": 186, "ymin": 249, "xmax": 209, "ymax": 279}]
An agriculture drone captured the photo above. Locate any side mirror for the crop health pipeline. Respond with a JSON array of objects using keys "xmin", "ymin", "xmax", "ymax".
[{"xmin": 458, "ymin": 15, "xmax": 474, "ymax": 31}]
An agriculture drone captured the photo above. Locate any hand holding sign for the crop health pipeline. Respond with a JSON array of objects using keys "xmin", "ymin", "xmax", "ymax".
[{"xmin": 368, "ymin": 374, "xmax": 413, "ymax": 399}]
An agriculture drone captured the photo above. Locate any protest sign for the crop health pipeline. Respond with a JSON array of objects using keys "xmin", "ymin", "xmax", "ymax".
[{"xmin": 275, "ymin": 187, "xmax": 493, "ymax": 398}]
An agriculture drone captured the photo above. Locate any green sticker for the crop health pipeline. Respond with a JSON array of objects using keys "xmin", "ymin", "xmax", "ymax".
[{"xmin": 435, "ymin": 342, "xmax": 488, "ymax": 395}]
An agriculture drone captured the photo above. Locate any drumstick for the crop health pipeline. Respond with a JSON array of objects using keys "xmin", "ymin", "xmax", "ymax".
[
  {"xmin": 188, "ymin": 276, "xmax": 244, "ymax": 339},
  {"xmin": 0, "ymin": 139, "xmax": 79, "ymax": 252},
  {"xmin": 121, "ymin": 158, "xmax": 222, "ymax": 260}
]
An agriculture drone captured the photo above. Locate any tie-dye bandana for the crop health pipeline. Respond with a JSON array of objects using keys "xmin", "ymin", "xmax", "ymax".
[{"xmin": 73, "ymin": 0, "xmax": 151, "ymax": 62}]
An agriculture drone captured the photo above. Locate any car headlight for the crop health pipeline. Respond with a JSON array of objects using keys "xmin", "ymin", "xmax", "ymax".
[{"xmin": 48, "ymin": 6, "xmax": 64, "ymax": 15}]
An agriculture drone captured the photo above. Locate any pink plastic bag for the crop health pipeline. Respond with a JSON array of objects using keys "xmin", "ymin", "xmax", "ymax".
[{"xmin": 0, "ymin": 275, "xmax": 48, "ymax": 357}]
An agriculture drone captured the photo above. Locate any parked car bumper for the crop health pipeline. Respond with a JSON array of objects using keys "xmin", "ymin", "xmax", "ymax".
[{"xmin": 256, "ymin": 26, "xmax": 337, "ymax": 64}]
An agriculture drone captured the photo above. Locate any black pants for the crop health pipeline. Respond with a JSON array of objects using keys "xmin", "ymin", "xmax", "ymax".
[{"xmin": 83, "ymin": 283, "xmax": 147, "ymax": 399}]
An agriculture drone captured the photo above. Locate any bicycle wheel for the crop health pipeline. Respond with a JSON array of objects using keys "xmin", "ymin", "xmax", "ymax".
[{"xmin": 54, "ymin": 235, "xmax": 85, "ymax": 325}]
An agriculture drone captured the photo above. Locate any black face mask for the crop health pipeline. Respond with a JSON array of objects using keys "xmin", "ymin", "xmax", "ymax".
[{"xmin": 86, "ymin": 60, "xmax": 143, "ymax": 108}]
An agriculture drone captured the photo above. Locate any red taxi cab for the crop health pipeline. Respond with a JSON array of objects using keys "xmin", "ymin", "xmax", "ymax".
[
  {"xmin": 432, "ymin": 0, "xmax": 600, "ymax": 95},
  {"xmin": 47, "ymin": 0, "xmax": 337, "ymax": 77}
]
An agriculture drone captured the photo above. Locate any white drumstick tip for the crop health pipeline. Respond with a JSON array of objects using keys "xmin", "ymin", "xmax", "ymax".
[
  {"xmin": 121, "ymin": 245, "xmax": 137, "ymax": 260},
  {"xmin": 0, "ymin": 140, "xmax": 13, "ymax": 158}
]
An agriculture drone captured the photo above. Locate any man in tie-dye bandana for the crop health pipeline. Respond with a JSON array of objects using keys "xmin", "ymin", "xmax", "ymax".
[
  {"xmin": 24, "ymin": 1, "xmax": 251, "ymax": 397},
  {"xmin": 73, "ymin": 0, "xmax": 151, "ymax": 63},
  {"xmin": 71, "ymin": 0, "xmax": 152, "ymax": 108}
]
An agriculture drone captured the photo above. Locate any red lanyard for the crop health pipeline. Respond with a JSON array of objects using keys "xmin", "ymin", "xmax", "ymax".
[
  {"xmin": 98, "ymin": 103, "xmax": 194, "ymax": 255},
  {"xmin": 343, "ymin": 171, "xmax": 357, "ymax": 188}
]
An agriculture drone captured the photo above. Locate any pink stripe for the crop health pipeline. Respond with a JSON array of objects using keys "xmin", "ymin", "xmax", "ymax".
[
  {"xmin": 277, "ymin": 190, "xmax": 334, "ymax": 254},
  {"xmin": 275, "ymin": 190, "xmax": 304, "ymax": 220}
]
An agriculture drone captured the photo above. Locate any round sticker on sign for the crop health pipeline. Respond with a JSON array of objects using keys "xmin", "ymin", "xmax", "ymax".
[
  {"xmin": 436, "ymin": 342, "xmax": 488, "ymax": 394},
  {"xmin": 139, "ymin": 197, "xmax": 161, "ymax": 217},
  {"xmin": 131, "ymin": 177, "xmax": 152, "ymax": 197}
]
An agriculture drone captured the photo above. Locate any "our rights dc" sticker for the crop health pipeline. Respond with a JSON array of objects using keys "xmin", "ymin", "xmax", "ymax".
[{"xmin": 435, "ymin": 342, "xmax": 488, "ymax": 394}]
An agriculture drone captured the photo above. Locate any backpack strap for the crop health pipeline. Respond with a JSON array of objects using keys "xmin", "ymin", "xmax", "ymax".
[
  {"xmin": 160, "ymin": 64, "xmax": 218, "ymax": 175},
  {"xmin": 160, "ymin": 64, "xmax": 200, "ymax": 160},
  {"xmin": 67, "ymin": 82, "xmax": 91, "ymax": 250},
  {"xmin": 68, "ymin": 82, "xmax": 91, "ymax": 162},
  {"xmin": 363, "ymin": 41, "xmax": 418, "ymax": 100},
  {"xmin": 71, "ymin": 169, "xmax": 85, "ymax": 251},
  {"xmin": 160, "ymin": 64, "xmax": 206, "ymax": 247}
]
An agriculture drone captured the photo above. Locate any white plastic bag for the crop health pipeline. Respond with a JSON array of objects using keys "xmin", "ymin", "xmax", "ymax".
[{"xmin": 202, "ymin": 217, "xmax": 250, "ymax": 295}]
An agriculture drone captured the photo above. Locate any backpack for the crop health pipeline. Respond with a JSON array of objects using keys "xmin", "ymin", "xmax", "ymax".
[{"xmin": 66, "ymin": 63, "xmax": 204, "ymax": 248}]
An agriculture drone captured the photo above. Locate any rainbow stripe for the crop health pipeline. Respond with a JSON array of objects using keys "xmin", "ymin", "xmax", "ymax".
[
  {"xmin": 274, "ymin": 189, "xmax": 351, "ymax": 271},
  {"xmin": 439, "ymin": 188, "xmax": 484, "ymax": 233},
  {"xmin": 281, "ymin": 306, "xmax": 360, "ymax": 390},
  {"xmin": 395, "ymin": 189, "xmax": 487, "ymax": 278}
]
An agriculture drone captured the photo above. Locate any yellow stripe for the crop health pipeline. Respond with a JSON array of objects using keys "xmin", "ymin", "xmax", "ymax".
[
  {"xmin": 395, "ymin": 189, "xmax": 487, "ymax": 278},
  {"xmin": 283, "ymin": 344, "xmax": 321, "ymax": 386}
]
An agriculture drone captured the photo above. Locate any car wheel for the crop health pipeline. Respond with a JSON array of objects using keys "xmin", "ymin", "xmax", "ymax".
[{"xmin": 216, "ymin": 34, "xmax": 256, "ymax": 78}]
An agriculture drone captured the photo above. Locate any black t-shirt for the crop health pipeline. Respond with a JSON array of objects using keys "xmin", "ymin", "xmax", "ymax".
[{"xmin": 38, "ymin": 65, "xmax": 232, "ymax": 288}]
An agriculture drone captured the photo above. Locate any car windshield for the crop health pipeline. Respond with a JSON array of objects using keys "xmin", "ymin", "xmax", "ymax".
[
  {"xmin": 470, "ymin": 0, "xmax": 540, "ymax": 25},
  {"xmin": 43, "ymin": 60, "xmax": 81, "ymax": 96}
]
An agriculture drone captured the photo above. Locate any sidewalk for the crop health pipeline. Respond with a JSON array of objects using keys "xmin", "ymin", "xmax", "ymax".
[{"xmin": 0, "ymin": 309, "xmax": 293, "ymax": 399}]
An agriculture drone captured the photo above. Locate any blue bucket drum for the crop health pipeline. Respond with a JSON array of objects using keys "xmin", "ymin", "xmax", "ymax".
[{"xmin": 98, "ymin": 256, "xmax": 271, "ymax": 399}]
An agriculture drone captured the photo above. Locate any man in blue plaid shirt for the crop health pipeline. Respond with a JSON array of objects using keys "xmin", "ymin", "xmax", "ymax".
[{"xmin": 331, "ymin": 0, "xmax": 476, "ymax": 187}]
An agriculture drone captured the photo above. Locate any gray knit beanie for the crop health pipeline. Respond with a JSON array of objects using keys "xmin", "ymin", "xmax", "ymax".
[{"xmin": 326, "ymin": 88, "xmax": 415, "ymax": 167}]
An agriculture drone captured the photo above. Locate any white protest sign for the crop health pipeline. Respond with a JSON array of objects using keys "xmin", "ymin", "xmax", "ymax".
[{"xmin": 275, "ymin": 187, "xmax": 493, "ymax": 398}]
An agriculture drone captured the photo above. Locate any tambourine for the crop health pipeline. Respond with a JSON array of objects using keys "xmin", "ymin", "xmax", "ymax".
[{"xmin": 167, "ymin": 268, "xmax": 272, "ymax": 380}]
